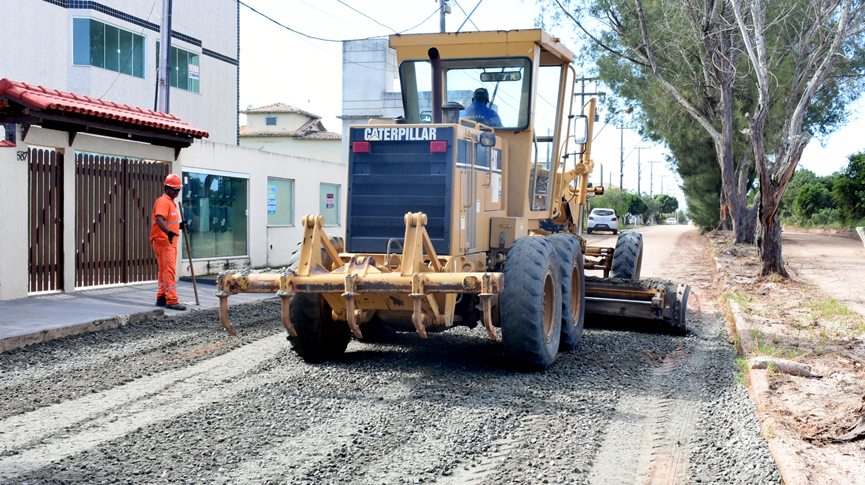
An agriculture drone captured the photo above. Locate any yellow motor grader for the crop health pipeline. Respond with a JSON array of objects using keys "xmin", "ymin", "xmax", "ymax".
[{"xmin": 216, "ymin": 30, "xmax": 690, "ymax": 370}]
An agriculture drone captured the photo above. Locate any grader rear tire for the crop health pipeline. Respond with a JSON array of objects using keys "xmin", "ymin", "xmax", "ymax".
[
  {"xmin": 501, "ymin": 237, "xmax": 562, "ymax": 370},
  {"xmin": 289, "ymin": 293, "xmax": 351, "ymax": 362},
  {"xmin": 547, "ymin": 234, "xmax": 586, "ymax": 351},
  {"xmin": 610, "ymin": 230, "xmax": 643, "ymax": 280}
]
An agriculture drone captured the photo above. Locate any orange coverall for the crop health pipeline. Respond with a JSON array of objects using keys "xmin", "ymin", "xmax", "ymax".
[{"xmin": 150, "ymin": 194, "xmax": 181, "ymax": 305}]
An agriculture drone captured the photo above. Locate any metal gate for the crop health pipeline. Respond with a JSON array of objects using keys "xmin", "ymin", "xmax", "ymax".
[
  {"xmin": 29, "ymin": 148, "xmax": 64, "ymax": 292},
  {"xmin": 75, "ymin": 154, "xmax": 169, "ymax": 288}
]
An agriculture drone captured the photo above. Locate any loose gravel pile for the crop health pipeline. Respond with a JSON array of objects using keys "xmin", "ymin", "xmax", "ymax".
[{"xmin": 0, "ymin": 296, "xmax": 780, "ymax": 484}]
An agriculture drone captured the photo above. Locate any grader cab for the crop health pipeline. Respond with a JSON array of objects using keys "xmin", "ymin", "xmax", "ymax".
[{"xmin": 217, "ymin": 30, "xmax": 690, "ymax": 370}]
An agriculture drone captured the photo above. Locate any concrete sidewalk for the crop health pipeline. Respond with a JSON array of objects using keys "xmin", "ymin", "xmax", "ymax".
[{"xmin": 0, "ymin": 279, "xmax": 276, "ymax": 353}]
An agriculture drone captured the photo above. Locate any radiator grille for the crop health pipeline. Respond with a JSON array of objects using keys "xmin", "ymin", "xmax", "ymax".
[{"xmin": 347, "ymin": 127, "xmax": 453, "ymax": 254}]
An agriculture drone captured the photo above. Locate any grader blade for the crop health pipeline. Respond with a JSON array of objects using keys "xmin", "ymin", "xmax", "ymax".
[{"xmin": 584, "ymin": 278, "xmax": 691, "ymax": 333}]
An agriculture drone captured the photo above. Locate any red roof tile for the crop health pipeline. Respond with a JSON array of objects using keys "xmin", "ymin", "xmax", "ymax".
[
  {"xmin": 0, "ymin": 140, "xmax": 15, "ymax": 148},
  {"xmin": 0, "ymin": 78, "xmax": 208, "ymax": 138}
]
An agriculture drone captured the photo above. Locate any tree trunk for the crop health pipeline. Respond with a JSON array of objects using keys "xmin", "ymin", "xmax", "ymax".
[
  {"xmin": 740, "ymin": 202, "xmax": 758, "ymax": 244},
  {"xmin": 718, "ymin": 190, "xmax": 733, "ymax": 230},
  {"xmin": 757, "ymin": 181, "xmax": 788, "ymax": 277}
]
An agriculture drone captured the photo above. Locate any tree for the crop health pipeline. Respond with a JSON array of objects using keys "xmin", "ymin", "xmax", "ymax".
[
  {"xmin": 794, "ymin": 183, "xmax": 834, "ymax": 223},
  {"xmin": 729, "ymin": 0, "xmax": 865, "ymax": 276},
  {"xmin": 779, "ymin": 169, "xmax": 819, "ymax": 219},
  {"xmin": 540, "ymin": 0, "xmax": 865, "ymax": 276},
  {"xmin": 834, "ymin": 151, "xmax": 865, "ymax": 223},
  {"xmin": 628, "ymin": 194, "xmax": 648, "ymax": 217},
  {"xmin": 654, "ymin": 194, "xmax": 679, "ymax": 215},
  {"xmin": 540, "ymin": 0, "xmax": 758, "ymax": 243}
]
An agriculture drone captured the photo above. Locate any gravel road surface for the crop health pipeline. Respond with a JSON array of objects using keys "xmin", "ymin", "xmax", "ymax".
[{"xmin": 0, "ymin": 226, "xmax": 781, "ymax": 484}]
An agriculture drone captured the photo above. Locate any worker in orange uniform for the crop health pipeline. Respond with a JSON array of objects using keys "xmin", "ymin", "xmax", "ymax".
[{"xmin": 151, "ymin": 173, "xmax": 187, "ymax": 310}]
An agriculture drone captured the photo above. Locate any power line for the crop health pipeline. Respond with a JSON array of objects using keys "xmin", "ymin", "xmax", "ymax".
[
  {"xmin": 452, "ymin": 0, "xmax": 480, "ymax": 31},
  {"xmin": 336, "ymin": 0, "xmax": 397, "ymax": 34},
  {"xmin": 100, "ymin": 0, "xmax": 160, "ymax": 99},
  {"xmin": 238, "ymin": 0, "xmax": 438, "ymax": 43}
]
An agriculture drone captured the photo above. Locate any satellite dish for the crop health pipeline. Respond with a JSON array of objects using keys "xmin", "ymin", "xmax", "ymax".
[{"xmin": 246, "ymin": 104, "xmax": 253, "ymax": 110}]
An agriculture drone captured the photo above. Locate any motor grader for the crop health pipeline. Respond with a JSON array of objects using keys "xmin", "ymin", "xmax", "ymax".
[{"xmin": 216, "ymin": 30, "xmax": 690, "ymax": 370}]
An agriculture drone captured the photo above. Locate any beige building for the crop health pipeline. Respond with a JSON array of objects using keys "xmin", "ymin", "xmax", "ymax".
[{"xmin": 240, "ymin": 103, "xmax": 342, "ymax": 163}]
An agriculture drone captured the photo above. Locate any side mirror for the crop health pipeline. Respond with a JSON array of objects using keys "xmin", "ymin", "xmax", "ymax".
[
  {"xmin": 479, "ymin": 132, "xmax": 496, "ymax": 147},
  {"xmin": 573, "ymin": 114, "xmax": 589, "ymax": 146}
]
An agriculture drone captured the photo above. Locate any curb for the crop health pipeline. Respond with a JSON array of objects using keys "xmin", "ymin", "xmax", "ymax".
[
  {"xmin": 727, "ymin": 299, "xmax": 808, "ymax": 485},
  {"xmin": 0, "ymin": 309, "xmax": 164, "ymax": 354}
]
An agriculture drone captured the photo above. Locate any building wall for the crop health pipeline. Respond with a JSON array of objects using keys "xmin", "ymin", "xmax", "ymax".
[
  {"xmin": 1, "ymin": 0, "xmax": 238, "ymax": 145},
  {"xmin": 246, "ymin": 112, "xmax": 310, "ymax": 133},
  {"xmin": 0, "ymin": 1, "xmax": 69, "ymax": 89},
  {"xmin": 177, "ymin": 140, "xmax": 346, "ymax": 276},
  {"xmin": 239, "ymin": 137, "xmax": 342, "ymax": 164}
]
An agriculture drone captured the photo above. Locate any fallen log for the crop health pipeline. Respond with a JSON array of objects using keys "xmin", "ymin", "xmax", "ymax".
[{"xmin": 749, "ymin": 356, "xmax": 821, "ymax": 378}]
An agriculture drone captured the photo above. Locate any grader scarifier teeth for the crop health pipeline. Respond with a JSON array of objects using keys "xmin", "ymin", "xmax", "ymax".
[{"xmin": 215, "ymin": 212, "xmax": 503, "ymax": 338}]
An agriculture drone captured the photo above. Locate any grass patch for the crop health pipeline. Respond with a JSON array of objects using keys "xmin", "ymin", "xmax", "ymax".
[
  {"xmin": 725, "ymin": 291, "xmax": 753, "ymax": 311},
  {"xmin": 792, "ymin": 294, "xmax": 865, "ymax": 339},
  {"xmin": 734, "ymin": 357, "xmax": 750, "ymax": 387}
]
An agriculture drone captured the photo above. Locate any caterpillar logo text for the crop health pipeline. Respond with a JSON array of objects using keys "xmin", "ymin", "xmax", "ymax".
[{"xmin": 364, "ymin": 127, "xmax": 437, "ymax": 141}]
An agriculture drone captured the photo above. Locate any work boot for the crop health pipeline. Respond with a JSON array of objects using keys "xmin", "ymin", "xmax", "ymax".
[
  {"xmin": 166, "ymin": 303, "xmax": 187, "ymax": 311},
  {"xmin": 156, "ymin": 296, "xmax": 166, "ymax": 307}
]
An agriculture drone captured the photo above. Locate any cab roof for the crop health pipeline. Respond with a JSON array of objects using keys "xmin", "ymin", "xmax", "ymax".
[{"xmin": 389, "ymin": 29, "xmax": 574, "ymax": 66}]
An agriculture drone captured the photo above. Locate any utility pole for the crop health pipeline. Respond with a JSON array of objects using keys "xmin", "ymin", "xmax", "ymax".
[
  {"xmin": 439, "ymin": 0, "xmax": 448, "ymax": 33},
  {"xmin": 648, "ymin": 159, "xmax": 663, "ymax": 197},
  {"xmin": 619, "ymin": 124, "xmax": 624, "ymax": 189},
  {"xmin": 574, "ymin": 77, "xmax": 605, "ymax": 115},
  {"xmin": 659, "ymin": 175, "xmax": 665, "ymax": 194},
  {"xmin": 635, "ymin": 146, "xmax": 650, "ymax": 195},
  {"xmin": 618, "ymin": 108, "xmax": 633, "ymax": 190},
  {"xmin": 157, "ymin": 0, "xmax": 173, "ymax": 113}
]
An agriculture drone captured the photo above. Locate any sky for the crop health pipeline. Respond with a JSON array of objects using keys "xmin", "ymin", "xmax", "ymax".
[{"xmin": 238, "ymin": 0, "xmax": 865, "ymax": 211}]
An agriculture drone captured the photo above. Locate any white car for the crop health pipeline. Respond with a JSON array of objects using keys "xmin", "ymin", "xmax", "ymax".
[
  {"xmin": 666, "ymin": 217, "xmax": 677, "ymax": 225},
  {"xmin": 587, "ymin": 208, "xmax": 618, "ymax": 234}
]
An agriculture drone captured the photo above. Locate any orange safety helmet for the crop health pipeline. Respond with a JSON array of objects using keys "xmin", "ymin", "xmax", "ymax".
[{"xmin": 164, "ymin": 173, "xmax": 182, "ymax": 189}]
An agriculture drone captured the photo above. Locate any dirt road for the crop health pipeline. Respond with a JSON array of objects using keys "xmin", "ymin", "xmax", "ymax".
[
  {"xmin": 781, "ymin": 230, "xmax": 865, "ymax": 316},
  {"xmin": 0, "ymin": 226, "xmax": 780, "ymax": 484}
]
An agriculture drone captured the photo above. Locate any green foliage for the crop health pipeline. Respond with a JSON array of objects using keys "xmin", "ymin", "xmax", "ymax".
[
  {"xmin": 780, "ymin": 168, "xmax": 819, "ymax": 219},
  {"xmin": 794, "ymin": 183, "xmax": 834, "ymax": 223},
  {"xmin": 834, "ymin": 152, "xmax": 865, "ymax": 224},
  {"xmin": 654, "ymin": 194, "xmax": 678, "ymax": 214},
  {"xmin": 587, "ymin": 187, "xmax": 630, "ymax": 221},
  {"xmin": 628, "ymin": 195, "xmax": 648, "ymax": 216}
]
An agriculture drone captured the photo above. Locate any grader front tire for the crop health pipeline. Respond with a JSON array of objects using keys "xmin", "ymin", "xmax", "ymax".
[
  {"xmin": 547, "ymin": 234, "xmax": 586, "ymax": 351},
  {"xmin": 501, "ymin": 237, "xmax": 563, "ymax": 370}
]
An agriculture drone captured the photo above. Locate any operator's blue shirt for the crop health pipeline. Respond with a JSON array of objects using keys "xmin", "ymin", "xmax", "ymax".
[{"xmin": 460, "ymin": 102, "xmax": 502, "ymax": 127}]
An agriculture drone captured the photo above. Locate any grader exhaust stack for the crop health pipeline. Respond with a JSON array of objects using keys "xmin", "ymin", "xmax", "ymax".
[{"xmin": 216, "ymin": 30, "xmax": 691, "ymax": 369}]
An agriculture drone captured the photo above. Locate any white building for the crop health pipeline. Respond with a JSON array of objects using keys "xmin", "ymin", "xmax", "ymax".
[
  {"xmin": 2, "ymin": 0, "xmax": 240, "ymax": 145},
  {"xmin": 0, "ymin": 0, "xmax": 349, "ymax": 301}
]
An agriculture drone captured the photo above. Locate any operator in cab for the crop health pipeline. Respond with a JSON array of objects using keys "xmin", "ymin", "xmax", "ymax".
[{"xmin": 460, "ymin": 87, "xmax": 502, "ymax": 127}]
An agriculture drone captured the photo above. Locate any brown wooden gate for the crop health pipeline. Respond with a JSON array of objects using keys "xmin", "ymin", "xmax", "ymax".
[
  {"xmin": 75, "ymin": 154, "xmax": 169, "ymax": 288},
  {"xmin": 29, "ymin": 148, "xmax": 64, "ymax": 292}
]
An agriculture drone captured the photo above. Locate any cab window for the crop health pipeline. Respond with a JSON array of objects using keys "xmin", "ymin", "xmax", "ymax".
[{"xmin": 399, "ymin": 57, "xmax": 532, "ymax": 130}]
